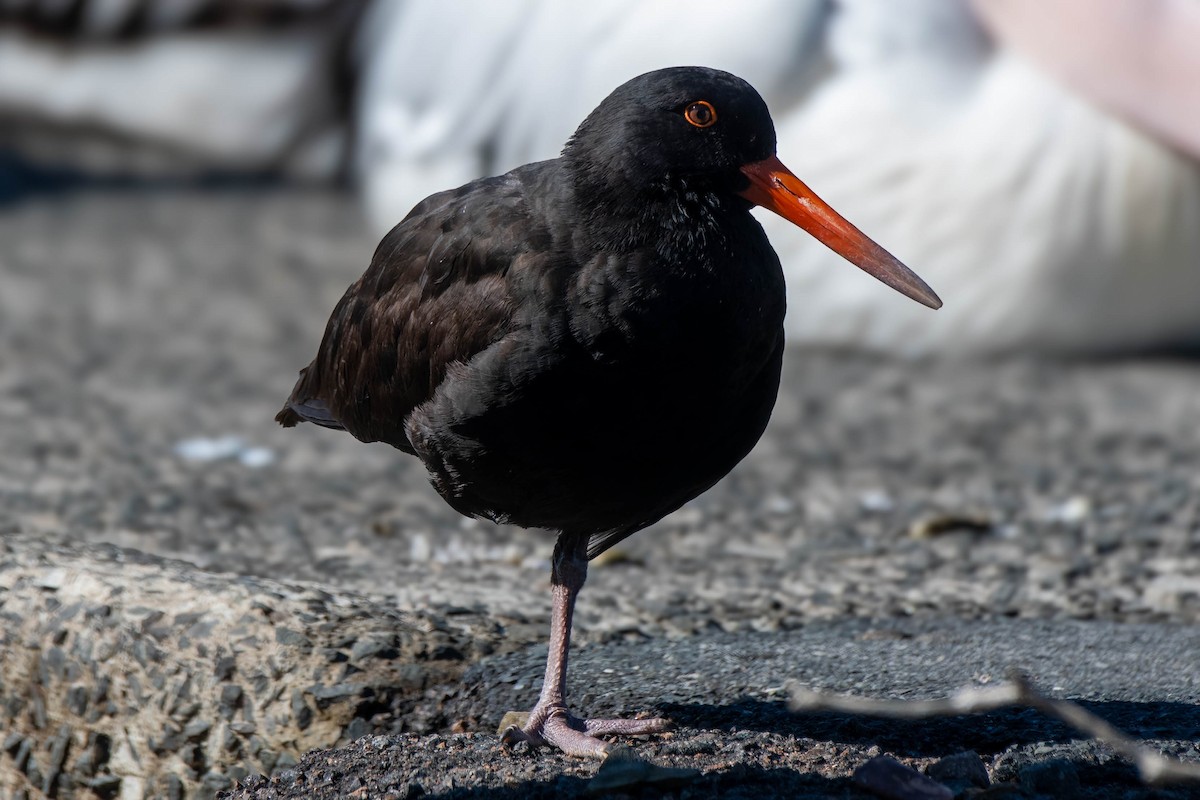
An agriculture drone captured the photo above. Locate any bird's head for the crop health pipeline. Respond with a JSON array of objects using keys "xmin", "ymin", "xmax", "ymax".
[
  {"xmin": 564, "ymin": 66, "xmax": 942, "ymax": 309},
  {"xmin": 564, "ymin": 66, "xmax": 777, "ymax": 201}
]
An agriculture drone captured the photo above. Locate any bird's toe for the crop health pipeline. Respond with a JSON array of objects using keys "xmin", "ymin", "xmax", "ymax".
[
  {"xmin": 583, "ymin": 715, "xmax": 672, "ymax": 737},
  {"xmin": 499, "ymin": 706, "xmax": 669, "ymax": 757}
]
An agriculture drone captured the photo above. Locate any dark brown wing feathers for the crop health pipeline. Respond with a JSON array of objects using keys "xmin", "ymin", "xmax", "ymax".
[{"xmin": 276, "ymin": 174, "xmax": 537, "ymax": 450}]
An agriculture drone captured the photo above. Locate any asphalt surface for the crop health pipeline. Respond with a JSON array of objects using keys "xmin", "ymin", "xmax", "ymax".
[{"xmin": 1, "ymin": 186, "xmax": 1199, "ymax": 798}]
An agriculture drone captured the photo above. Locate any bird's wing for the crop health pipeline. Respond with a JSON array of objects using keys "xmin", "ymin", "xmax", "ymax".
[{"xmin": 277, "ymin": 170, "xmax": 544, "ymax": 450}]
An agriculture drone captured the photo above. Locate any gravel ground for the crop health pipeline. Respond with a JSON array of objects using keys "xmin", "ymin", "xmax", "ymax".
[
  {"xmin": 1, "ymin": 186, "xmax": 1199, "ymax": 798},
  {"xmin": 225, "ymin": 617, "xmax": 1200, "ymax": 799}
]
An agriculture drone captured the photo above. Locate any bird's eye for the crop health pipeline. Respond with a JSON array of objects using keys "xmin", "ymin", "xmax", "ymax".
[{"xmin": 684, "ymin": 101, "xmax": 717, "ymax": 128}]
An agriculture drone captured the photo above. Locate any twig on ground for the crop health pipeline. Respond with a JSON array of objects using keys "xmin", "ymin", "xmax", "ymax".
[{"xmin": 787, "ymin": 669, "xmax": 1200, "ymax": 786}]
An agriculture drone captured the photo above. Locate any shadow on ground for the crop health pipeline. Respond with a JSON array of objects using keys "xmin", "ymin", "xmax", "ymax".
[
  {"xmin": 662, "ymin": 698, "xmax": 1200, "ymax": 757},
  {"xmin": 417, "ymin": 765, "xmax": 850, "ymax": 800}
]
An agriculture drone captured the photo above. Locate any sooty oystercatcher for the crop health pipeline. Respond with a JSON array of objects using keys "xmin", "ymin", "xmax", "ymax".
[{"xmin": 278, "ymin": 66, "xmax": 941, "ymax": 756}]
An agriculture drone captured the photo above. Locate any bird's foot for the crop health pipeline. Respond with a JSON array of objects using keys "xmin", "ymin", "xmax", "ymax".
[{"xmin": 499, "ymin": 705, "xmax": 670, "ymax": 757}]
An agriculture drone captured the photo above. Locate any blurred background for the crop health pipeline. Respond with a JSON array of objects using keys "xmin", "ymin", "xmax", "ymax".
[
  {"xmin": 3, "ymin": 0, "xmax": 1200, "ymax": 596},
  {"xmin": 2, "ymin": 0, "xmax": 1200, "ymax": 586},
  {"xmin": 2, "ymin": 0, "xmax": 1199, "ymax": 356}
]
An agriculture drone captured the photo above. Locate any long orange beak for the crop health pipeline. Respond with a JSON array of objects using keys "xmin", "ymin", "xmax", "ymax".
[{"xmin": 740, "ymin": 155, "xmax": 942, "ymax": 309}]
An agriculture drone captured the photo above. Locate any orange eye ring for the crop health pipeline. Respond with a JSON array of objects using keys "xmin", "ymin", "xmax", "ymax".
[{"xmin": 684, "ymin": 101, "xmax": 717, "ymax": 128}]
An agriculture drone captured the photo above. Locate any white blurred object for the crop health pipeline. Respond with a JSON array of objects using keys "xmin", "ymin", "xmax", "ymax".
[
  {"xmin": 355, "ymin": 0, "xmax": 1200, "ymax": 356},
  {"xmin": 0, "ymin": 30, "xmax": 334, "ymax": 171},
  {"xmin": 766, "ymin": 0, "xmax": 1200, "ymax": 355},
  {"xmin": 174, "ymin": 435, "xmax": 275, "ymax": 468},
  {"xmin": 0, "ymin": 0, "xmax": 356, "ymax": 177}
]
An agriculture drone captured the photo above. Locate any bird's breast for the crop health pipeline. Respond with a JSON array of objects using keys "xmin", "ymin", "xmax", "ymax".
[{"xmin": 563, "ymin": 233, "xmax": 786, "ymax": 406}]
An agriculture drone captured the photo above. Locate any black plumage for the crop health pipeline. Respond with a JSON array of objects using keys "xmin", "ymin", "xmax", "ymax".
[{"xmin": 278, "ymin": 66, "xmax": 939, "ymax": 755}]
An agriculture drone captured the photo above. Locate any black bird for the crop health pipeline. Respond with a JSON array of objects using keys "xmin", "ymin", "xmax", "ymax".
[{"xmin": 277, "ymin": 66, "xmax": 941, "ymax": 756}]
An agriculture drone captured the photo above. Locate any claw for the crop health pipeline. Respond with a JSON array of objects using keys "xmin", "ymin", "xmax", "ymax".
[{"xmin": 499, "ymin": 724, "xmax": 539, "ymax": 751}]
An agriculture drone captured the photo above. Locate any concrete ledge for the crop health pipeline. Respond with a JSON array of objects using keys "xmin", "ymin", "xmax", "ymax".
[{"xmin": 0, "ymin": 536, "xmax": 512, "ymax": 799}]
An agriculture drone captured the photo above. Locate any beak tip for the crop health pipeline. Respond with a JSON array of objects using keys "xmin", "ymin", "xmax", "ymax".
[{"xmin": 893, "ymin": 275, "xmax": 942, "ymax": 311}]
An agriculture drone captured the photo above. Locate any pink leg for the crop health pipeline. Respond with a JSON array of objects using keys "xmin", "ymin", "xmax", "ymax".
[{"xmin": 500, "ymin": 536, "xmax": 670, "ymax": 756}]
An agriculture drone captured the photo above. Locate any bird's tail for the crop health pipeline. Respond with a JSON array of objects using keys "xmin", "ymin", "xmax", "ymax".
[
  {"xmin": 276, "ymin": 365, "xmax": 346, "ymax": 430},
  {"xmin": 275, "ymin": 405, "xmax": 304, "ymax": 427}
]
